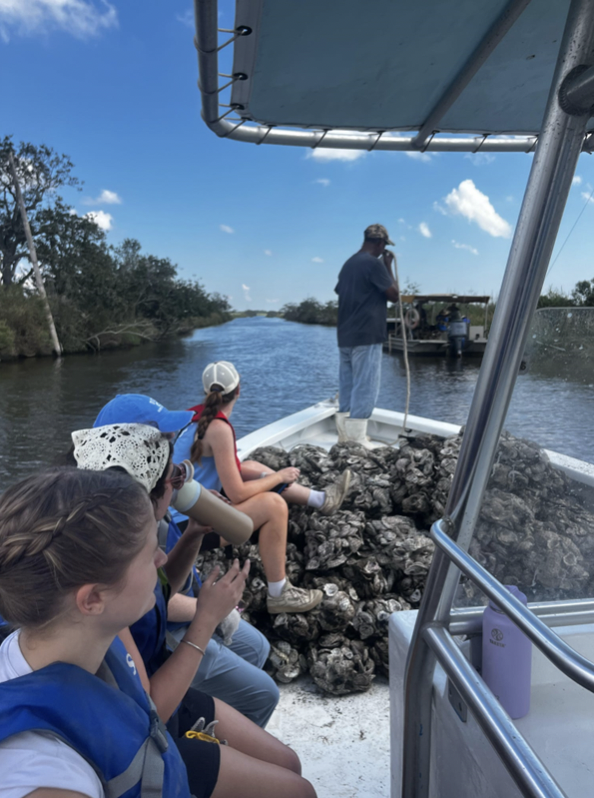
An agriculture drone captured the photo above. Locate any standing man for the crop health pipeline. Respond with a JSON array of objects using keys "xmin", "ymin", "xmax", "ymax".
[{"xmin": 335, "ymin": 224, "xmax": 400, "ymax": 445}]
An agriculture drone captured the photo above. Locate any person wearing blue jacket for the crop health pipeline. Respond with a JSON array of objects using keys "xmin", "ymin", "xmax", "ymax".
[
  {"xmin": 92, "ymin": 393, "xmax": 279, "ymax": 727},
  {"xmin": 0, "ymin": 467, "xmax": 317, "ymax": 798}
]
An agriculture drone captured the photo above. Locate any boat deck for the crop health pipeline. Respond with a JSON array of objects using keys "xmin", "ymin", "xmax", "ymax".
[{"xmin": 268, "ymin": 676, "xmax": 391, "ymax": 798}]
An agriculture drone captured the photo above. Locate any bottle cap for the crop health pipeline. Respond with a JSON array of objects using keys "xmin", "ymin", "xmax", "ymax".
[{"xmin": 488, "ymin": 584, "xmax": 527, "ymax": 613}]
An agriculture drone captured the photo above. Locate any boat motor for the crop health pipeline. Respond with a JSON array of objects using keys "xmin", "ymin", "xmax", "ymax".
[
  {"xmin": 170, "ymin": 460, "xmax": 253, "ymax": 544},
  {"xmin": 447, "ymin": 304, "xmax": 468, "ymax": 357}
]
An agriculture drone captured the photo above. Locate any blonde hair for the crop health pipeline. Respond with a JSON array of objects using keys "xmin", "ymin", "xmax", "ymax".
[{"xmin": 0, "ymin": 467, "xmax": 151, "ymax": 630}]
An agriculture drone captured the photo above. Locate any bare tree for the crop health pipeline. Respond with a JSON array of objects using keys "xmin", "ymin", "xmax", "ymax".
[{"xmin": 0, "ymin": 136, "xmax": 80, "ymax": 286}]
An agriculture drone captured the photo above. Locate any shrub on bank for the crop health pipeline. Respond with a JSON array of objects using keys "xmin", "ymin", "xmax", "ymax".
[{"xmin": 0, "ymin": 287, "xmax": 53, "ymax": 358}]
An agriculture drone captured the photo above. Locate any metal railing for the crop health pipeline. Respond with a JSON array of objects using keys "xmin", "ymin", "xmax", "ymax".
[{"xmin": 414, "ymin": 520, "xmax": 594, "ymax": 798}]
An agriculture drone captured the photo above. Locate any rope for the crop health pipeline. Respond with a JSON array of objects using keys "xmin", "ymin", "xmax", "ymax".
[{"xmin": 388, "ymin": 250, "xmax": 411, "ymax": 432}]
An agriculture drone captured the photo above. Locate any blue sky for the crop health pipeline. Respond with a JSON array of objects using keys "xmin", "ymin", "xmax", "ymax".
[{"xmin": 2, "ymin": 0, "xmax": 594, "ymax": 310}]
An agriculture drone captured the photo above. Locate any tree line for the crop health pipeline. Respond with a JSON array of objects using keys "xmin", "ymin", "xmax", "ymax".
[
  {"xmin": 278, "ymin": 281, "xmax": 594, "ymax": 330},
  {"xmin": 0, "ymin": 137, "xmax": 230, "ymax": 359}
]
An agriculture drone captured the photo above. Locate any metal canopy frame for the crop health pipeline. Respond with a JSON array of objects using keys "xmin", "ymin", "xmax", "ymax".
[
  {"xmin": 193, "ymin": 2, "xmax": 594, "ymax": 797},
  {"xmin": 193, "ymin": 0, "xmax": 594, "ymax": 154}
]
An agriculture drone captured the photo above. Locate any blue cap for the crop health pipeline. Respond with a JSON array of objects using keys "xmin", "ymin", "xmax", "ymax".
[{"xmin": 93, "ymin": 394, "xmax": 193, "ymax": 433}]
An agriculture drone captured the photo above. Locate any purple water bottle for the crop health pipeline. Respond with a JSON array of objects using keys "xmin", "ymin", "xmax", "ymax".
[{"xmin": 481, "ymin": 585, "xmax": 532, "ymax": 719}]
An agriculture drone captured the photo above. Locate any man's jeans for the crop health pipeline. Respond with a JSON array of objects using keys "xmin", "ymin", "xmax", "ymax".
[
  {"xmin": 339, "ymin": 343, "xmax": 383, "ymax": 419},
  {"xmin": 169, "ymin": 620, "xmax": 279, "ymax": 728}
]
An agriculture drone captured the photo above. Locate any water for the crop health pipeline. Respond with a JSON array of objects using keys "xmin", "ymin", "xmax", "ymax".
[{"xmin": 1, "ymin": 316, "xmax": 594, "ymax": 491}]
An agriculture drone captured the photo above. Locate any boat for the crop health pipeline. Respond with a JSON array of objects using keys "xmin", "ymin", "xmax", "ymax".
[
  {"xmin": 386, "ymin": 294, "xmax": 491, "ymax": 358},
  {"xmin": 193, "ymin": 2, "xmax": 594, "ymax": 797}
]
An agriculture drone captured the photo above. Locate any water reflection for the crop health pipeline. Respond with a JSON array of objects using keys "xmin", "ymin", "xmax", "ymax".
[{"xmin": 1, "ymin": 316, "xmax": 594, "ymax": 490}]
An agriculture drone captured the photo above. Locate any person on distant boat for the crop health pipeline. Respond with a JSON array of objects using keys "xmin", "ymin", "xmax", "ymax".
[
  {"xmin": 173, "ymin": 361, "xmax": 351, "ymax": 615},
  {"xmin": 90, "ymin": 393, "xmax": 280, "ymax": 729},
  {"xmin": 0, "ymin": 467, "xmax": 317, "ymax": 798},
  {"xmin": 334, "ymin": 223, "xmax": 400, "ymax": 446}
]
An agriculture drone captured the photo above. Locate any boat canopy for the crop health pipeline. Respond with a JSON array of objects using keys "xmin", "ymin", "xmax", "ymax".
[{"xmin": 195, "ymin": 0, "xmax": 594, "ymax": 153}]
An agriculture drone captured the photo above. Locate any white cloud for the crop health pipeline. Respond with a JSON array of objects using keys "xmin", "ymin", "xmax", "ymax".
[
  {"xmin": 176, "ymin": 9, "xmax": 193, "ymax": 28},
  {"xmin": 581, "ymin": 191, "xmax": 594, "ymax": 204},
  {"xmin": 266, "ymin": 298, "xmax": 279, "ymax": 304},
  {"xmin": 220, "ymin": 224, "xmax": 234, "ymax": 234},
  {"xmin": 418, "ymin": 222, "xmax": 432, "ymax": 239},
  {"xmin": 85, "ymin": 210, "xmax": 113, "ymax": 231},
  {"xmin": 452, "ymin": 239, "xmax": 479, "ymax": 255},
  {"xmin": 464, "ymin": 152, "xmax": 496, "ymax": 166},
  {"xmin": 264, "ymin": 249, "xmax": 272, "ymax": 256},
  {"xmin": 311, "ymin": 256, "xmax": 324, "ymax": 263},
  {"xmin": 505, "ymin": 195, "xmax": 514, "ymax": 202},
  {"xmin": 0, "ymin": 0, "xmax": 117, "ymax": 41},
  {"xmin": 314, "ymin": 178, "xmax": 331, "ymax": 186},
  {"xmin": 398, "ymin": 218, "xmax": 406, "ymax": 224},
  {"xmin": 83, "ymin": 189, "xmax": 121, "ymax": 205},
  {"xmin": 406, "ymin": 151, "xmax": 432, "ymax": 163},
  {"xmin": 307, "ymin": 148, "xmax": 366, "ymax": 162},
  {"xmin": 242, "ymin": 283, "xmax": 251, "ymax": 301},
  {"xmin": 442, "ymin": 179, "xmax": 512, "ymax": 238},
  {"xmin": 572, "ymin": 175, "xmax": 583, "ymax": 186},
  {"xmin": 433, "ymin": 201, "xmax": 448, "ymax": 216}
]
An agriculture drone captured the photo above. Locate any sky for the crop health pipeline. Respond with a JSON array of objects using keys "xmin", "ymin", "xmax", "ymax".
[{"xmin": 1, "ymin": 0, "xmax": 594, "ymax": 311}]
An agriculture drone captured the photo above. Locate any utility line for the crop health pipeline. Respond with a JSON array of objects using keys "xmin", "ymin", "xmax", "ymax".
[{"xmin": 547, "ymin": 183, "xmax": 594, "ymax": 277}]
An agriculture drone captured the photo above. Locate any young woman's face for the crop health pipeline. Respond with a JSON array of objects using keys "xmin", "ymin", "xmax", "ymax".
[{"xmin": 106, "ymin": 504, "xmax": 168, "ymax": 629}]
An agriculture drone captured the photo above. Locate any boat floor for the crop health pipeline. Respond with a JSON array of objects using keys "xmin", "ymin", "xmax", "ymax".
[{"xmin": 267, "ymin": 676, "xmax": 390, "ymax": 798}]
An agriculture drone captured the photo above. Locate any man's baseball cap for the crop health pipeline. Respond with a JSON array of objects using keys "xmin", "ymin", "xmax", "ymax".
[
  {"xmin": 202, "ymin": 361, "xmax": 240, "ymax": 394},
  {"xmin": 92, "ymin": 394, "xmax": 193, "ymax": 432},
  {"xmin": 364, "ymin": 223, "xmax": 394, "ymax": 245}
]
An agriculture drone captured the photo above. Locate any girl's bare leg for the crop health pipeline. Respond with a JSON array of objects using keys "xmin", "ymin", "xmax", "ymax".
[
  {"xmin": 213, "ymin": 697, "xmax": 300, "ymax": 773},
  {"xmin": 213, "ymin": 746, "xmax": 317, "ymax": 798},
  {"xmin": 241, "ymin": 460, "xmax": 311, "ymax": 506},
  {"xmin": 234, "ymin": 493, "xmax": 289, "ymax": 582}
]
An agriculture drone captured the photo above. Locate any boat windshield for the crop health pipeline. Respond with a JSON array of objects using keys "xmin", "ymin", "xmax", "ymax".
[{"xmin": 452, "ymin": 305, "xmax": 594, "ymax": 608}]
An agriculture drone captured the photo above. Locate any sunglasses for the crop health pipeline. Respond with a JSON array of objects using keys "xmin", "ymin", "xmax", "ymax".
[{"xmin": 166, "ymin": 462, "xmax": 188, "ymax": 491}]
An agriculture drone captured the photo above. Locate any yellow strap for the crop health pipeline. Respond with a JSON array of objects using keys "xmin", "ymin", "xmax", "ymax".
[{"xmin": 184, "ymin": 730, "xmax": 220, "ymax": 745}]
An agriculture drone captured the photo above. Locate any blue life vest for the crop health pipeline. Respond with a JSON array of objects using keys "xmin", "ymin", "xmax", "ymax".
[
  {"xmin": 130, "ymin": 571, "xmax": 169, "ymax": 677},
  {"xmin": 0, "ymin": 637, "xmax": 191, "ymax": 798},
  {"xmin": 165, "ymin": 519, "xmax": 203, "ymax": 633}
]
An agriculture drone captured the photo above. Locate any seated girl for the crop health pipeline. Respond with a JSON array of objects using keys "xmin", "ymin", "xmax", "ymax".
[
  {"xmin": 0, "ymin": 467, "xmax": 317, "ymax": 798},
  {"xmin": 88, "ymin": 394, "xmax": 280, "ymax": 728},
  {"xmin": 174, "ymin": 362, "xmax": 351, "ymax": 615}
]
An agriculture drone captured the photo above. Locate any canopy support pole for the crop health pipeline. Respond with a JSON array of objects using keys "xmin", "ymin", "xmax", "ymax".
[
  {"xmin": 411, "ymin": 0, "xmax": 533, "ymax": 149},
  {"xmin": 401, "ymin": 0, "xmax": 594, "ymax": 795}
]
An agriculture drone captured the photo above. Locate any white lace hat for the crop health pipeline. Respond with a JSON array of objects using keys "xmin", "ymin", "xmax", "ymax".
[{"xmin": 71, "ymin": 423, "xmax": 170, "ymax": 493}]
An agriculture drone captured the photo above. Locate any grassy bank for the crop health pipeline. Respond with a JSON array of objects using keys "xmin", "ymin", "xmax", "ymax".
[{"xmin": 0, "ymin": 285, "xmax": 231, "ymax": 361}]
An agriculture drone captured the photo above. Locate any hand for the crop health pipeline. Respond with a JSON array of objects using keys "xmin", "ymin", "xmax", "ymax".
[
  {"xmin": 278, "ymin": 466, "xmax": 300, "ymax": 484},
  {"xmin": 382, "ymin": 250, "xmax": 394, "ymax": 267},
  {"xmin": 192, "ymin": 559, "xmax": 250, "ymax": 628},
  {"xmin": 209, "ymin": 489, "xmax": 232, "ymax": 506},
  {"xmin": 185, "ymin": 519, "xmax": 212, "ymax": 538}
]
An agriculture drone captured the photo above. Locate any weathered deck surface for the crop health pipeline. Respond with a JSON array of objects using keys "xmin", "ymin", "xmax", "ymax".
[{"xmin": 267, "ymin": 676, "xmax": 390, "ymax": 798}]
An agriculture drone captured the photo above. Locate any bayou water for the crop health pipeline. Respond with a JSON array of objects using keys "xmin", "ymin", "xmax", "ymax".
[{"xmin": 1, "ymin": 315, "xmax": 594, "ymax": 491}]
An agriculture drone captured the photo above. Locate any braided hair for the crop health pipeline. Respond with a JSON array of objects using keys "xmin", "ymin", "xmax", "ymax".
[
  {"xmin": 0, "ymin": 467, "xmax": 151, "ymax": 630},
  {"xmin": 190, "ymin": 382, "xmax": 239, "ymax": 463}
]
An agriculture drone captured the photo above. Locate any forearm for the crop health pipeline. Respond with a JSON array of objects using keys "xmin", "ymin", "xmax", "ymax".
[
  {"xmin": 167, "ymin": 592, "xmax": 199, "ymax": 624},
  {"xmin": 162, "ymin": 533, "xmax": 204, "ymax": 595},
  {"xmin": 148, "ymin": 612, "xmax": 217, "ymax": 722}
]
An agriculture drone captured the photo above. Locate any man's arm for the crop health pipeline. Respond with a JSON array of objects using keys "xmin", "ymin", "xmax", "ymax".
[{"xmin": 380, "ymin": 250, "xmax": 399, "ymax": 302}]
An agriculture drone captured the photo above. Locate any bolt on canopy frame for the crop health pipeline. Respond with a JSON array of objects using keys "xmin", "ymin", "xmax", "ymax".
[{"xmin": 192, "ymin": 1, "xmax": 594, "ymax": 796}]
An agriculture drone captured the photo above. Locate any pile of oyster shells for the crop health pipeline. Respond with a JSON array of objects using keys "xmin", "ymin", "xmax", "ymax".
[{"xmin": 196, "ymin": 432, "xmax": 594, "ymax": 695}]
